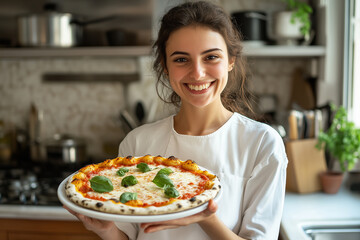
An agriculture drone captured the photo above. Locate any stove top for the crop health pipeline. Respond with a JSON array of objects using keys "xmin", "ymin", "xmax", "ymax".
[{"xmin": 0, "ymin": 164, "xmax": 77, "ymax": 206}]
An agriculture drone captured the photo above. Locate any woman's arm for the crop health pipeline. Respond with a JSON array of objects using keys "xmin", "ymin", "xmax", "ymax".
[
  {"xmin": 64, "ymin": 206, "xmax": 129, "ymax": 240},
  {"xmin": 140, "ymin": 200, "xmax": 247, "ymax": 240}
]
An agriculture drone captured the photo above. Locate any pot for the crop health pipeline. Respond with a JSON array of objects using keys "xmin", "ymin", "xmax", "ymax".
[
  {"xmin": 272, "ymin": 11, "xmax": 303, "ymax": 45},
  {"xmin": 232, "ymin": 11, "xmax": 268, "ymax": 46},
  {"xmin": 320, "ymin": 171, "xmax": 344, "ymax": 194},
  {"xmin": 45, "ymin": 134, "xmax": 86, "ymax": 165},
  {"xmin": 17, "ymin": 3, "xmax": 115, "ymax": 47}
]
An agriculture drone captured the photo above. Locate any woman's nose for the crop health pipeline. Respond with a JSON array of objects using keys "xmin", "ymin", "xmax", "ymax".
[{"xmin": 190, "ymin": 61, "xmax": 206, "ymax": 80}]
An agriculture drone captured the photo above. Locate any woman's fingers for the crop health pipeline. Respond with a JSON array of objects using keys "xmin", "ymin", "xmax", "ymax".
[{"xmin": 141, "ymin": 199, "xmax": 218, "ymax": 233}]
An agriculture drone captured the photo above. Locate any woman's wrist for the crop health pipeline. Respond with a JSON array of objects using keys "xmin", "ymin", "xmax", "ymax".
[{"xmin": 97, "ymin": 224, "xmax": 128, "ymax": 240}]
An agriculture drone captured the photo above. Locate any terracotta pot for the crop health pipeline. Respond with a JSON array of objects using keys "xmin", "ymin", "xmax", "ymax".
[{"xmin": 320, "ymin": 171, "xmax": 344, "ymax": 194}]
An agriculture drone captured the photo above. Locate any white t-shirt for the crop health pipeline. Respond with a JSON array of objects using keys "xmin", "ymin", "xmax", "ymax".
[{"xmin": 116, "ymin": 113, "xmax": 288, "ymax": 240}]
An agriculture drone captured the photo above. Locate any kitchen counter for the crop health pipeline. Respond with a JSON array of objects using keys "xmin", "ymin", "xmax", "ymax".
[
  {"xmin": 0, "ymin": 205, "xmax": 76, "ymax": 221},
  {"xmin": 1, "ymin": 185, "xmax": 359, "ymax": 237},
  {"xmin": 280, "ymin": 185, "xmax": 360, "ymax": 240}
]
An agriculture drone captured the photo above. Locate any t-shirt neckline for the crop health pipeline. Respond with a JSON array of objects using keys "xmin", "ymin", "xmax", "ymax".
[{"xmin": 170, "ymin": 112, "xmax": 236, "ymax": 138}]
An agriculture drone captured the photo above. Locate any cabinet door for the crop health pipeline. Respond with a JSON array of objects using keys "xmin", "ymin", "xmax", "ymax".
[
  {"xmin": 0, "ymin": 219, "xmax": 101, "ymax": 240},
  {"xmin": 8, "ymin": 232, "xmax": 99, "ymax": 240}
]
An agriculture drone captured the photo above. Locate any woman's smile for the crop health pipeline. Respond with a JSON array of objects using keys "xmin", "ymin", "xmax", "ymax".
[{"xmin": 185, "ymin": 81, "xmax": 214, "ymax": 93}]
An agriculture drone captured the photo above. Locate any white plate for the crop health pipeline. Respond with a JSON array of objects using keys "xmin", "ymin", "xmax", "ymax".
[{"xmin": 57, "ymin": 173, "xmax": 222, "ymax": 223}]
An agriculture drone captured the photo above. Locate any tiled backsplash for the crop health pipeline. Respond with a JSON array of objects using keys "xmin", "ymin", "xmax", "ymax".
[{"xmin": 0, "ymin": 56, "xmax": 308, "ymax": 159}]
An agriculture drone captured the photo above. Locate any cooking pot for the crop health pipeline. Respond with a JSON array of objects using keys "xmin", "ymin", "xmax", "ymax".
[
  {"xmin": 45, "ymin": 134, "xmax": 86, "ymax": 165},
  {"xmin": 232, "ymin": 11, "xmax": 268, "ymax": 46},
  {"xmin": 17, "ymin": 3, "xmax": 115, "ymax": 47}
]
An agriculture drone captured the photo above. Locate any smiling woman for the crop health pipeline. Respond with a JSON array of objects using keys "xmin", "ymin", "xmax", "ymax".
[{"xmin": 64, "ymin": 2, "xmax": 288, "ymax": 240}]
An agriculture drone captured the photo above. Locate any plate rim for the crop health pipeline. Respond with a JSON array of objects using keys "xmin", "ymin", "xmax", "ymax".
[{"xmin": 57, "ymin": 169, "xmax": 222, "ymax": 223}]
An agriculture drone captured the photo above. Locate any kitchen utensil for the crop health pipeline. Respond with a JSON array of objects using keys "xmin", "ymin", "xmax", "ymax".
[
  {"xmin": 135, "ymin": 101, "xmax": 145, "ymax": 124},
  {"xmin": 17, "ymin": 3, "xmax": 116, "ymax": 47},
  {"xmin": 232, "ymin": 11, "xmax": 268, "ymax": 46},
  {"xmin": 288, "ymin": 68, "xmax": 316, "ymax": 110},
  {"xmin": 288, "ymin": 110, "xmax": 300, "ymax": 140},
  {"xmin": 314, "ymin": 109, "xmax": 323, "ymax": 138},
  {"xmin": 304, "ymin": 111, "xmax": 315, "ymax": 138},
  {"xmin": 119, "ymin": 110, "xmax": 138, "ymax": 133},
  {"xmin": 44, "ymin": 134, "xmax": 86, "ymax": 165},
  {"xmin": 29, "ymin": 104, "xmax": 42, "ymax": 161}
]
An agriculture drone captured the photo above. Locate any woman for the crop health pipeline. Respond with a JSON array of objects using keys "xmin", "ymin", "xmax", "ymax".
[{"xmin": 65, "ymin": 1, "xmax": 287, "ymax": 240}]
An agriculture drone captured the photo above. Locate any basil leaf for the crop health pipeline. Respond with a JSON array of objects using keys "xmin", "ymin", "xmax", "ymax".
[
  {"xmin": 90, "ymin": 176, "xmax": 113, "ymax": 193},
  {"xmin": 120, "ymin": 192, "xmax": 138, "ymax": 203},
  {"xmin": 164, "ymin": 185, "xmax": 179, "ymax": 198},
  {"xmin": 136, "ymin": 162, "xmax": 151, "ymax": 173},
  {"xmin": 157, "ymin": 168, "xmax": 173, "ymax": 175},
  {"xmin": 152, "ymin": 173, "xmax": 174, "ymax": 188},
  {"xmin": 121, "ymin": 175, "xmax": 138, "ymax": 187},
  {"xmin": 116, "ymin": 167, "xmax": 129, "ymax": 177}
]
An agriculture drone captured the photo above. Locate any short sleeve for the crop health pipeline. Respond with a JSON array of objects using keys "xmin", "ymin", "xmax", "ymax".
[{"xmin": 238, "ymin": 131, "xmax": 288, "ymax": 240}]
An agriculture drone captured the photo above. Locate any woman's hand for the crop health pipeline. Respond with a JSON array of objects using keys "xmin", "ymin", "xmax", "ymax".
[
  {"xmin": 140, "ymin": 199, "xmax": 218, "ymax": 233},
  {"xmin": 63, "ymin": 205, "xmax": 128, "ymax": 240}
]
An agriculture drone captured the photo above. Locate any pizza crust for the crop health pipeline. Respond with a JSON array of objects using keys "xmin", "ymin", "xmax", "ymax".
[{"xmin": 65, "ymin": 156, "xmax": 221, "ymax": 215}]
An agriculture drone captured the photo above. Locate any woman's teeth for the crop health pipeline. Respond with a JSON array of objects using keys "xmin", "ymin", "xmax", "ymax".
[{"xmin": 187, "ymin": 83, "xmax": 211, "ymax": 91}]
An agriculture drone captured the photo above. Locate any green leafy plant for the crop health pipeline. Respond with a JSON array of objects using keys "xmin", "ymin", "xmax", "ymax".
[
  {"xmin": 316, "ymin": 105, "xmax": 360, "ymax": 172},
  {"xmin": 282, "ymin": 0, "xmax": 313, "ymax": 40}
]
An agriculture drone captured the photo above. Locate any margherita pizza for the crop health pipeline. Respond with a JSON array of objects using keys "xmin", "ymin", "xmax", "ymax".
[{"xmin": 65, "ymin": 155, "xmax": 221, "ymax": 215}]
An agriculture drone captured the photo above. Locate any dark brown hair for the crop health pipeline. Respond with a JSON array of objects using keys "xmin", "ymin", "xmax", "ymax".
[{"xmin": 152, "ymin": 1, "xmax": 254, "ymax": 117}]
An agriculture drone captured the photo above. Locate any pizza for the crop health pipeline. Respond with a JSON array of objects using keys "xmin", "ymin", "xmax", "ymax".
[{"xmin": 65, "ymin": 155, "xmax": 221, "ymax": 215}]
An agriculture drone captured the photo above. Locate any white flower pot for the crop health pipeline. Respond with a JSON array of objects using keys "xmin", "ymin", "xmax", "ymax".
[{"xmin": 273, "ymin": 11, "xmax": 303, "ymax": 45}]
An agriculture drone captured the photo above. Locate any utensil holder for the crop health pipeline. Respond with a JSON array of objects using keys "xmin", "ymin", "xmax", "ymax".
[{"xmin": 285, "ymin": 139, "xmax": 327, "ymax": 193}]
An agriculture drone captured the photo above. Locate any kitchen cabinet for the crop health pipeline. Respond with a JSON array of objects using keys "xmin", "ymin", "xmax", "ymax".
[{"xmin": 0, "ymin": 218, "xmax": 101, "ymax": 240}]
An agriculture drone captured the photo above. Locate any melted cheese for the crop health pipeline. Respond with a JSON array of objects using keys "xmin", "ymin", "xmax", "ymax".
[{"xmin": 85, "ymin": 164, "xmax": 205, "ymax": 205}]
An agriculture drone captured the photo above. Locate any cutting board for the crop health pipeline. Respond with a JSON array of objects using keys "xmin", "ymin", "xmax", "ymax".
[{"xmin": 288, "ymin": 68, "xmax": 316, "ymax": 110}]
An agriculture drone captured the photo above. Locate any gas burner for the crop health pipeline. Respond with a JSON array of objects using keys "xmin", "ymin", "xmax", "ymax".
[{"xmin": 0, "ymin": 167, "xmax": 63, "ymax": 206}]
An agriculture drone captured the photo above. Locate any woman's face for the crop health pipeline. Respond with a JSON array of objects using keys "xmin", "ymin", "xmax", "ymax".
[{"xmin": 165, "ymin": 25, "xmax": 234, "ymax": 109}]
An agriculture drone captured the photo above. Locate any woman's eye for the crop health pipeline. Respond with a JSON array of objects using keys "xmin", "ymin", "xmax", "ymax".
[
  {"xmin": 206, "ymin": 55, "xmax": 219, "ymax": 61},
  {"xmin": 174, "ymin": 58, "xmax": 187, "ymax": 63}
]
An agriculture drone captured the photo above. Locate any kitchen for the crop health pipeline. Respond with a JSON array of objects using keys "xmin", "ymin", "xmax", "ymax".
[{"xmin": 0, "ymin": 0, "xmax": 359, "ymax": 239}]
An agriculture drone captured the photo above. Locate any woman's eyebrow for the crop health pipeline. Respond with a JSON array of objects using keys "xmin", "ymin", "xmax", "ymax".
[
  {"xmin": 201, "ymin": 48, "xmax": 223, "ymax": 54},
  {"xmin": 170, "ymin": 48, "xmax": 223, "ymax": 57}
]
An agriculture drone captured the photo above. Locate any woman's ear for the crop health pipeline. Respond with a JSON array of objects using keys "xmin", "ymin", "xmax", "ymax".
[
  {"xmin": 228, "ymin": 57, "xmax": 236, "ymax": 71},
  {"xmin": 161, "ymin": 60, "xmax": 169, "ymax": 75}
]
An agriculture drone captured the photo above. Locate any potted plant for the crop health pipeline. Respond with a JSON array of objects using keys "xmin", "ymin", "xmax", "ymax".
[
  {"xmin": 316, "ymin": 104, "xmax": 360, "ymax": 194},
  {"xmin": 273, "ymin": 0, "xmax": 313, "ymax": 45}
]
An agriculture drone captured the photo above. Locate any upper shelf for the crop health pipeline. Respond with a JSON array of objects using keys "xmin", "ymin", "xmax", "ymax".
[
  {"xmin": 0, "ymin": 46, "xmax": 152, "ymax": 58},
  {"xmin": 0, "ymin": 45, "xmax": 326, "ymax": 58},
  {"xmin": 243, "ymin": 45, "xmax": 326, "ymax": 57}
]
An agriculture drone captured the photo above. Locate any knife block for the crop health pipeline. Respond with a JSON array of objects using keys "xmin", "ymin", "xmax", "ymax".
[{"xmin": 285, "ymin": 139, "xmax": 327, "ymax": 193}]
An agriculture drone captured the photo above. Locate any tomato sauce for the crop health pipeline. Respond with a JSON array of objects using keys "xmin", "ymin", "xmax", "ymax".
[{"xmin": 78, "ymin": 161, "xmax": 211, "ymax": 207}]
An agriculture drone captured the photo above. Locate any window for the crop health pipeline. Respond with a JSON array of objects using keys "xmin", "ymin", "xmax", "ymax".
[{"xmin": 344, "ymin": 0, "xmax": 360, "ymax": 127}]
